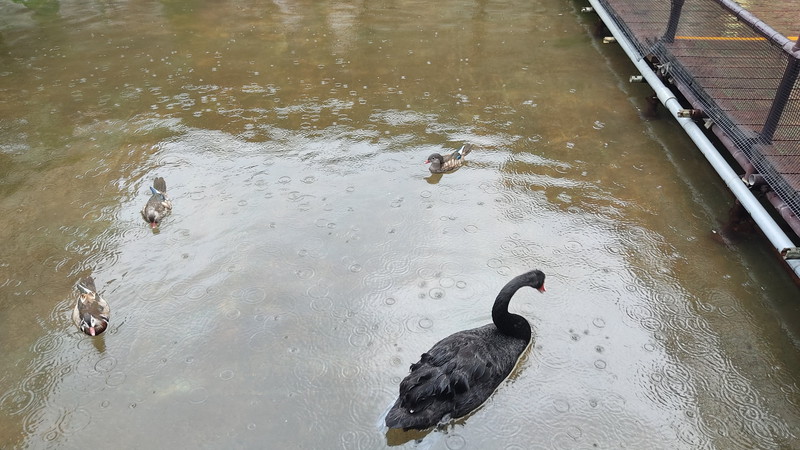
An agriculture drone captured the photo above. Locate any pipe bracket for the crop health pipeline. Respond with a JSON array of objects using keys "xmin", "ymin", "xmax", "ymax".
[{"xmin": 781, "ymin": 248, "xmax": 800, "ymax": 260}]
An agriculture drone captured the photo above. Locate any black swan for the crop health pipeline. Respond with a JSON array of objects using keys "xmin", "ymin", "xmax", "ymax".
[
  {"xmin": 425, "ymin": 143, "xmax": 473, "ymax": 173},
  {"xmin": 385, "ymin": 269, "xmax": 546, "ymax": 430},
  {"xmin": 141, "ymin": 177, "xmax": 173, "ymax": 228}
]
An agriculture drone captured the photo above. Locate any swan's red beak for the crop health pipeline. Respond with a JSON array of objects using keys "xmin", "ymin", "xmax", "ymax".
[{"xmin": 537, "ymin": 284, "xmax": 546, "ymax": 293}]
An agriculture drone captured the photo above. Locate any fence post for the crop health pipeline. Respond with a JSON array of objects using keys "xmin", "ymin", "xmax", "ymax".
[
  {"xmin": 761, "ymin": 39, "xmax": 800, "ymax": 143},
  {"xmin": 664, "ymin": 0, "xmax": 685, "ymax": 43}
]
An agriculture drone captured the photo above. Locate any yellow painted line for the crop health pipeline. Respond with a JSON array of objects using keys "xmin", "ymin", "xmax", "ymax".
[{"xmin": 675, "ymin": 35, "xmax": 798, "ymax": 41}]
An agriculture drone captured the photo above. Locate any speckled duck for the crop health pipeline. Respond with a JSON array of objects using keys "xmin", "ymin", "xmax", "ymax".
[
  {"xmin": 141, "ymin": 177, "xmax": 172, "ymax": 228},
  {"xmin": 72, "ymin": 276, "xmax": 110, "ymax": 337},
  {"xmin": 425, "ymin": 143, "xmax": 473, "ymax": 173}
]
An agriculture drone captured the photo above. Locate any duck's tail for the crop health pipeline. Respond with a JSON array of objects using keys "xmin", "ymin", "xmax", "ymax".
[
  {"xmin": 153, "ymin": 177, "xmax": 167, "ymax": 193},
  {"xmin": 77, "ymin": 276, "xmax": 97, "ymax": 294},
  {"xmin": 458, "ymin": 143, "xmax": 473, "ymax": 158}
]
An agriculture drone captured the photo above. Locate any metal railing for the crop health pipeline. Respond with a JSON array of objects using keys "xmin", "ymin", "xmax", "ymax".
[{"xmin": 594, "ymin": 0, "xmax": 800, "ymax": 238}]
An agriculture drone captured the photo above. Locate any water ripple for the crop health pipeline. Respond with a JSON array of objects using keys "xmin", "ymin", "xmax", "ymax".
[
  {"xmin": 234, "ymin": 287, "xmax": 267, "ymax": 305},
  {"xmin": 361, "ymin": 271, "xmax": 393, "ymax": 292},
  {"xmin": 248, "ymin": 328, "xmax": 282, "ymax": 353},
  {"xmin": 444, "ymin": 432, "xmax": 467, "ymax": 449},
  {"xmin": 404, "ymin": 315, "xmax": 434, "ymax": 333},
  {"xmin": 340, "ymin": 430, "xmax": 380, "ymax": 450},
  {"xmin": 24, "ymin": 404, "xmax": 63, "ymax": 437},
  {"xmin": 58, "ymin": 408, "xmax": 92, "ymax": 435},
  {"xmin": 640, "ymin": 361, "xmax": 695, "ymax": 411},
  {"xmin": 292, "ymin": 357, "xmax": 329, "ymax": 390},
  {"xmin": 720, "ymin": 372, "xmax": 758, "ymax": 408},
  {"xmin": 94, "ymin": 356, "xmax": 117, "ymax": 373},
  {"xmin": 348, "ymin": 323, "xmax": 375, "ymax": 348},
  {"xmin": 744, "ymin": 411, "xmax": 791, "ymax": 445},
  {"xmin": 105, "ymin": 372, "xmax": 127, "ymax": 387},
  {"xmin": 24, "ymin": 361, "xmax": 62, "ymax": 395},
  {"xmin": 188, "ymin": 387, "xmax": 209, "ymax": 404},
  {"xmin": 137, "ymin": 282, "xmax": 168, "ymax": 303},
  {"xmin": 31, "ymin": 332, "xmax": 64, "ymax": 356},
  {"xmin": 674, "ymin": 420, "xmax": 704, "ymax": 447},
  {"xmin": 0, "ymin": 388, "xmax": 35, "ymax": 415}
]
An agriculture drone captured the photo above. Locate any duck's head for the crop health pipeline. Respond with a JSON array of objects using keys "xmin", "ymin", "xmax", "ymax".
[
  {"xmin": 147, "ymin": 214, "xmax": 161, "ymax": 228},
  {"xmin": 425, "ymin": 153, "xmax": 444, "ymax": 172},
  {"xmin": 80, "ymin": 313, "xmax": 107, "ymax": 336},
  {"xmin": 425, "ymin": 153, "xmax": 444, "ymax": 165}
]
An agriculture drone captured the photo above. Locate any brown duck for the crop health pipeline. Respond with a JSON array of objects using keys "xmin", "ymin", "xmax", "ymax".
[
  {"xmin": 141, "ymin": 177, "xmax": 173, "ymax": 228},
  {"xmin": 72, "ymin": 276, "xmax": 110, "ymax": 336},
  {"xmin": 425, "ymin": 143, "xmax": 473, "ymax": 173}
]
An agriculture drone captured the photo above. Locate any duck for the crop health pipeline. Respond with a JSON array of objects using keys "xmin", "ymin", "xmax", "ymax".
[
  {"xmin": 385, "ymin": 269, "xmax": 546, "ymax": 430},
  {"xmin": 141, "ymin": 177, "xmax": 172, "ymax": 228},
  {"xmin": 425, "ymin": 143, "xmax": 473, "ymax": 173},
  {"xmin": 72, "ymin": 276, "xmax": 110, "ymax": 336}
]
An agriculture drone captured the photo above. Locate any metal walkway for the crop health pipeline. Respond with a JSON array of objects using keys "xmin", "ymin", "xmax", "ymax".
[{"xmin": 584, "ymin": 0, "xmax": 800, "ymax": 279}]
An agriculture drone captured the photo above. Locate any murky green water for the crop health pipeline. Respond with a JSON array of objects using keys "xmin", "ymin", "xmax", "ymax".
[{"xmin": 1, "ymin": 0, "xmax": 798, "ymax": 448}]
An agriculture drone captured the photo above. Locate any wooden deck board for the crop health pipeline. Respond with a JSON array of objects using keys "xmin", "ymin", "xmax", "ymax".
[{"xmin": 599, "ymin": 0, "xmax": 800, "ymax": 223}]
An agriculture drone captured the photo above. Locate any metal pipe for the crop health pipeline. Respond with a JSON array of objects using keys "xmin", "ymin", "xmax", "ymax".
[
  {"xmin": 654, "ymin": 68, "xmax": 760, "ymax": 179},
  {"xmin": 746, "ymin": 174, "xmax": 765, "ymax": 187},
  {"xmin": 676, "ymin": 109, "xmax": 707, "ymax": 120},
  {"xmin": 664, "ymin": 0, "xmax": 685, "ymax": 43},
  {"xmin": 712, "ymin": 0, "xmax": 795, "ymax": 49},
  {"xmin": 706, "ymin": 124, "xmax": 756, "ymax": 177},
  {"xmin": 587, "ymin": 0, "xmax": 800, "ymax": 277},
  {"xmin": 761, "ymin": 39, "xmax": 800, "ymax": 143},
  {"xmin": 662, "ymin": 79, "xmax": 758, "ymax": 178},
  {"xmin": 765, "ymin": 191, "xmax": 800, "ymax": 239}
]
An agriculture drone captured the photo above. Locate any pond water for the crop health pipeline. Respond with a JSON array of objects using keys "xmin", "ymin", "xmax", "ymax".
[{"xmin": 1, "ymin": 0, "xmax": 798, "ymax": 448}]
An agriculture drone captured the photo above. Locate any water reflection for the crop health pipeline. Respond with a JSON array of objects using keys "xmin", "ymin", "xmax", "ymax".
[
  {"xmin": 424, "ymin": 173, "xmax": 444, "ymax": 184},
  {"xmin": 9, "ymin": 0, "xmax": 59, "ymax": 16},
  {"xmin": 1, "ymin": 0, "xmax": 799, "ymax": 449}
]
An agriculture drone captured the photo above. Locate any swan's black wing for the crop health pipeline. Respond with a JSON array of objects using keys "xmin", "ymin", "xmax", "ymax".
[{"xmin": 385, "ymin": 324, "xmax": 528, "ymax": 430}]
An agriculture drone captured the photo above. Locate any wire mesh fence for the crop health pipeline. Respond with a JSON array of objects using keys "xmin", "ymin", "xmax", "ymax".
[{"xmin": 595, "ymin": 0, "xmax": 800, "ymax": 233}]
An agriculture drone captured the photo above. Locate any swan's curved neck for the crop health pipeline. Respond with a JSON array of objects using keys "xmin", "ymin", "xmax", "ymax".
[{"xmin": 491, "ymin": 275, "xmax": 532, "ymax": 340}]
